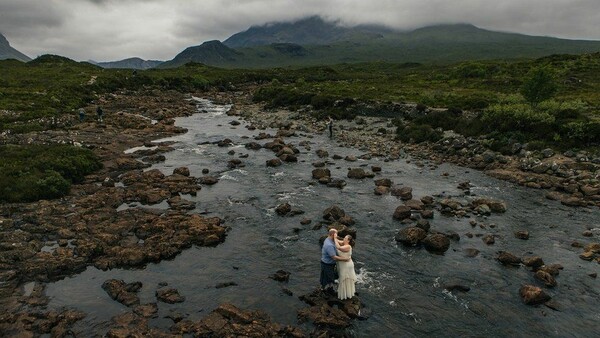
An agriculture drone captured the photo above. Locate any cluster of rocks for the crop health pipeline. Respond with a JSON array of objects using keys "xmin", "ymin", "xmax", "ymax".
[
  {"xmin": 419, "ymin": 135, "xmax": 600, "ymax": 208},
  {"xmin": 494, "ymin": 251, "xmax": 566, "ymax": 307},
  {"xmin": 575, "ymin": 242, "xmax": 600, "ymax": 264},
  {"xmin": 0, "ymin": 282, "xmax": 87, "ymax": 337},
  {"xmin": 103, "ymin": 279, "xmax": 189, "ymax": 317},
  {"xmin": 0, "ymin": 306, "xmax": 86, "ymax": 337},
  {"xmin": 297, "ymin": 288, "xmax": 365, "ymax": 336},
  {"xmin": 311, "ymin": 166, "xmax": 347, "ymax": 189},
  {"xmin": 105, "ymin": 303, "xmax": 305, "ymax": 337},
  {"xmin": 318, "ymin": 205, "xmax": 357, "ymax": 239},
  {"xmin": 0, "ymin": 91, "xmax": 239, "ymax": 336},
  {"xmin": 102, "ymin": 279, "xmax": 144, "ymax": 307},
  {"xmin": 275, "ymin": 202, "xmax": 305, "ymax": 217}
]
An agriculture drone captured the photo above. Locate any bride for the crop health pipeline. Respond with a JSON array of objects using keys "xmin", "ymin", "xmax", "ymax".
[{"xmin": 335, "ymin": 234, "xmax": 357, "ymax": 300}]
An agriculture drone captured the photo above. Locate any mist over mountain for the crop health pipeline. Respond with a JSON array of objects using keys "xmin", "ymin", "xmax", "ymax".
[
  {"xmin": 92, "ymin": 57, "xmax": 163, "ymax": 69},
  {"xmin": 0, "ymin": 33, "xmax": 31, "ymax": 62},
  {"xmin": 163, "ymin": 16, "xmax": 600, "ymax": 69},
  {"xmin": 223, "ymin": 16, "xmax": 392, "ymax": 48}
]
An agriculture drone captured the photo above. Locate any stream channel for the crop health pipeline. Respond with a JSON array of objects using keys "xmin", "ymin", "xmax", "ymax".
[{"xmin": 44, "ymin": 98, "xmax": 599, "ymax": 337}]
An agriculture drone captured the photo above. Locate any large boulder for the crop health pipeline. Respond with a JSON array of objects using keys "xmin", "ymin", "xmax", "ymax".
[
  {"xmin": 374, "ymin": 178, "xmax": 393, "ymax": 187},
  {"xmin": 520, "ymin": 285, "xmax": 551, "ymax": 305},
  {"xmin": 102, "ymin": 279, "xmax": 142, "ymax": 307},
  {"xmin": 404, "ymin": 199, "xmax": 424, "ymax": 210},
  {"xmin": 275, "ymin": 202, "xmax": 292, "ymax": 216},
  {"xmin": 217, "ymin": 138, "xmax": 233, "ymax": 147},
  {"xmin": 347, "ymin": 168, "xmax": 367, "ymax": 179},
  {"xmin": 323, "ymin": 205, "xmax": 345, "ymax": 221},
  {"xmin": 472, "ymin": 198, "xmax": 507, "ymax": 213},
  {"xmin": 279, "ymin": 154, "xmax": 298, "ymax": 162},
  {"xmin": 522, "ymin": 256, "xmax": 544, "ymax": 268},
  {"xmin": 393, "ymin": 187, "xmax": 413, "ymax": 201},
  {"xmin": 244, "ymin": 142, "xmax": 262, "ymax": 150},
  {"xmin": 173, "ymin": 167, "xmax": 190, "ymax": 177},
  {"xmin": 198, "ymin": 176, "xmax": 219, "ymax": 185},
  {"xmin": 266, "ymin": 158, "xmax": 283, "ymax": 167},
  {"xmin": 156, "ymin": 288, "xmax": 185, "ymax": 304},
  {"xmin": 534, "ymin": 270, "xmax": 557, "ymax": 287},
  {"xmin": 422, "ymin": 234, "xmax": 450, "ymax": 254},
  {"xmin": 393, "ymin": 206, "xmax": 412, "ymax": 220},
  {"xmin": 316, "ymin": 149, "xmax": 329, "ymax": 158},
  {"xmin": 374, "ymin": 186, "xmax": 389, "ymax": 195},
  {"xmin": 497, "ymin": 251, "xmax": 521, "ymax": 266},
  {"xmin": 312, "ymin": 168, "xmax": 331, "ymax": 179},
  {"xmin": 327, "ymin": 179, "xmax": 347, "ymax": 189},
  {"xmin": 395, "ymin": 227, "xmax": 427, "ymax": 246},
  {"xmin": 269, "ymin": 270, "xmax": 291, "ymax": 282}
]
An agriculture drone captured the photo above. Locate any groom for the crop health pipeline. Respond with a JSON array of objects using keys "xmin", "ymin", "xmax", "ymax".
[{"xmin": 320, "ymin": 228, "xmax": 349, "ymax": 295}]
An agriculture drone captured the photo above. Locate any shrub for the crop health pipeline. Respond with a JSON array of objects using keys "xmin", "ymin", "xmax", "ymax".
[
  {"xmin": 537, "ymin": 99, "xmax": 586, "ymax": 120},
  {"xmin": 482, "ymin": 103, "xmax": 555, "ymax": 137},
  {"xmin": 310, "ymin": 95, "xmax": 336, "ymax": 109},
  {"xmin": 413, "ymin": 110, "xmax": 461, "ymax": 131},
  {"xmin": 396, "ymin": 124, "xmax": 442, "ymax": 143},
  {"xmin": 416, "ymin": 103, "xmax": 428, "ymax": 113},
  {"xmin": 0, "ymin": 145, "xmax": 102, "ymax": 202},
  {"xmin": 562, "ymin": 121, "xmax": 600, "ymax": 145},
  {"xmin": 520, "ymin": 67, "xmax": 558, "ymax": 106}
]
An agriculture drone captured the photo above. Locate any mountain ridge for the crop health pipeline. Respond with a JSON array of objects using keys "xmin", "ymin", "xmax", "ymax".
[
  {"xmin": 92, "ymin": 57, "xmax": 163, "ymax": 69},
  {"xmin": 223, "ymin": 16, "xmax": 392, "ymax": 48},
  {"xmin": 163, "ymin": 17, "xmax": 600, "ymax": 68}
]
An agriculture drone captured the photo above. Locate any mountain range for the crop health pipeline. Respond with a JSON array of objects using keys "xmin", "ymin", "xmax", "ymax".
[
  {"xmin": 161, "ymin": 17, "xmax": 600, "ymax": 68},
  {"xmin": 0, "ymin": 33, "xmax": 31, "ymax": 62},
  {"xmin": 4, "ymin": 16, "xmax": 600, "ymax": 69},
  {"xmin": 90, "ymin": 57, "xmax": 163, "ymax": 69}
]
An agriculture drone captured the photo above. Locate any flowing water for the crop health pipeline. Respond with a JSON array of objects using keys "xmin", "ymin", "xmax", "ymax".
[{"xmin": 45, "ymin": 98, "xmax": 599, "ymax": 337}]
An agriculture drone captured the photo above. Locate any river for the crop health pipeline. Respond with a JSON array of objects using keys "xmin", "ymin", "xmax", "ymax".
[{"xmin": 45, "ymin": 98, "xmax": 599, "ymax": 337}]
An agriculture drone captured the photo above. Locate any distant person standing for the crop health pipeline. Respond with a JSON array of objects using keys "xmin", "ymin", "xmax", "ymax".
[
  {"xmin": 96, "ymin": 106, "xmax": 104, "ymax": 122},
  {"xmin": 78, "ymin": 108, "xmax": 85, "ymax": 121},
  {"xmin": 327, "ymin": 116, "xmax": 334, "ymax": 138}
]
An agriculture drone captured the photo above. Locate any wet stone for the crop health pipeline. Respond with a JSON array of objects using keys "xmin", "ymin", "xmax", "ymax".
[
  {"xmin": 520, "ymin": 285, "xmax": 551, "ymax": 305},
  {"xmin": 270, "ymin": 270, "xmax": 291, "ymax": 282},
  {"xmin": 497, "ymin": 251, "xmax": 521, "ymax": 266},
  {"xmin": 514, "ymin": 230, "xmax": 530, "ymax": 240},
  {"xmin": 215, "ymin": 282, "xmax": 237, "ymax": 289},
  {"xmin": 156, "ymin": 288, "xmax": 185, "ymax": 303},
  {"xmin": 482, "ymin": 234, "xmax": 495, "ymax": 245},
  {"xmin": 464, "ymin": 248, "xmax": 480, "ymax": 257}
]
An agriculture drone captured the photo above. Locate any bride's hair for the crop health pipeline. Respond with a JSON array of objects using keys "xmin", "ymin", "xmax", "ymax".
[{"xmin": 345, "ymin": 235, "xmax": 355, "ymax": 247}]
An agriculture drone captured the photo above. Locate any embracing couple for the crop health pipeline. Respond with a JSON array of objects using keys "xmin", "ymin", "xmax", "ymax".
[{"xmin": 320, "ymin": 228, "xmax": 357, "ymax": 300}]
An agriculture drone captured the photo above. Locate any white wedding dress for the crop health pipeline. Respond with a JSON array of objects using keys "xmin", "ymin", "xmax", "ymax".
[{"xmin": 337, "ymin": 247, "xmax": 357, "ymax": 300}]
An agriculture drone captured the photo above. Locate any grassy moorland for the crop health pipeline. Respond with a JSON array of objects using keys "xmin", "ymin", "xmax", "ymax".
[
  {"xmin": 0, "ymin": 52, "xmax": 599, "ymax": 202},
  {"xmin": 253, "ymin": 53, "xmax": 600, "ymax": 151}
]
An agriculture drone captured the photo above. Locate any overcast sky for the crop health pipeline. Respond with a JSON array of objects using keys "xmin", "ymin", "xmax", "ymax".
[{"xmin": 1, "ymin": 0, "xmax": 599, "ymax": 62}]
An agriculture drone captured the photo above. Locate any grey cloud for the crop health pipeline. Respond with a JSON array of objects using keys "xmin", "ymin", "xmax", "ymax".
[
  {"xmin": 0, "ymin": 1, "xmax": 64, "ymax": 30},
  {"xmin": 1, "ymin": 0, "xmax": 599, "ymax": 61}
]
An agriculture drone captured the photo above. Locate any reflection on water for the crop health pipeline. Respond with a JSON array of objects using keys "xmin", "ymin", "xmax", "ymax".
[{"xmin": 45, "ymin": 98, "xmax": 600, "ymax": 337}]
